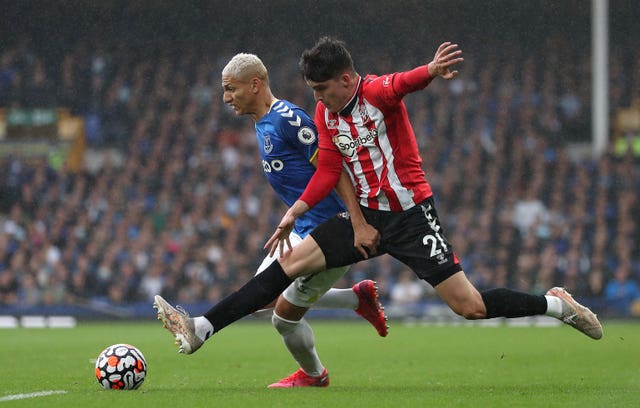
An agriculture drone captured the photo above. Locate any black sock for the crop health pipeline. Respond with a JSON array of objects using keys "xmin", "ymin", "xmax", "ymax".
[
  {"xmin": 203, "ymin": 261, "xmax": 292, "ymax": 333},
  {"xmin": 481, "ymin": 288, "xmax": 547, "ymax": 318}
]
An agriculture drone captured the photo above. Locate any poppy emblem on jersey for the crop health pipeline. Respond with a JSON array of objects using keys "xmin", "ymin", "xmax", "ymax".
[
  {"xmin": 264, "ymin": 134, "xmax": 273, "ymax": 154},
  {"xmin": 297, "ymin": 127, "xmax": 316, "ymax": 145}
]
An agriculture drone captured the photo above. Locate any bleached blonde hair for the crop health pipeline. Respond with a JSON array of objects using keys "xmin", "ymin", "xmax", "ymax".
[{"xmin": 222, "ymin": 53, "xmax": 269, "ymax": 83}]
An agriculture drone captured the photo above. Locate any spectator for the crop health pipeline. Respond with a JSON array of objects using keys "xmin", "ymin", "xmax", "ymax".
[
  {"xmin": 390, "ymin": 268, "xmax": 430, "ymax": 306},
  {"xmin": 604, "ymin": 263, "xmax": 640, "ymax": 316}
]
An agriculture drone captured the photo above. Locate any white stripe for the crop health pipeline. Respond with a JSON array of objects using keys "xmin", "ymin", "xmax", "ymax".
[
  {"xmin": 364, "ymin": 100, "xmax": 415, "ymax": 210},
  {"xmin": 0, "ymin": 390, "xmax": 67, "ymax": 402},
  {"xmin": 352, "ymin": 103, "xmax": 391, "ymax": 210},
  {"xmin": 336, "ymin": 115, "xmax": 371, "ymax": 206}
]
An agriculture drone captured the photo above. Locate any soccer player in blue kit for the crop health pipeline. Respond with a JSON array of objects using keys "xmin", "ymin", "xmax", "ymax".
[{"xmin": 154, "ymin": 53, "xmax": 387, "ymax": 388}]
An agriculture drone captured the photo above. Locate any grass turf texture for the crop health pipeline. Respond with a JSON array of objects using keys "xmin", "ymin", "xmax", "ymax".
[{"xmin": 1, "ymin": 320, "xmax": 638, "ymax": 407}]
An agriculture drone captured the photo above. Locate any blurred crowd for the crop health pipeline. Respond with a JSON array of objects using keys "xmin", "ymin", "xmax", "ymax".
[{"xmin": 1, "ymin": 2, "xmax": 639, "ymax": 317}]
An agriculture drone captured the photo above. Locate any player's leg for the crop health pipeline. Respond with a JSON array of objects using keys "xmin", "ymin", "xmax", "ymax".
[
  {"xmin": 154, "ymin": 239, "xmax": 326, "ymax": 354},
  {"xmin": 154, "ymin": 238, "xmax": 318, "ymax": 354},
  {"xmin": 154, "ymin": 216, "xmax": 362, "ymax": 354},
  {"xmin": 268, "ymin": 218, "xmax": 389, "ymax": 387},
  {"xmin": 268, "ymin": 268, "xmax": 347, "ymax": 387},
  {"xmin": 432, "ymin": 271, "xmax": 486, "ymax": 319},
  {"xmin": 195, "ymin": 235, "xmax": 326, "ymax": 333},
  {"xmin": 433, "ymin": 272, "xmax": 603, "ymax": 338},
  {"xmin": 391, "ymin": 197, "xmax": 602, "ymax": 339},
  {"xmin": 314, "ymin": 280, "xmax": 388, "ymax": 337},
  {"xmin": 251, "ymin": 232, "xmax": 386, "ymax": 336},
  {"xmin": 433, "ymin": 271, "xmax": 548, "ymax": 319},
  {"xmin": 268, "ymin": 264, "xmax": 387, "ymax": 388},
  {"xmin": 249, "ymin": 233, "xmax": 307, "ymax": 317},
  {"xmin": 252, "ymin": 233, "xmax": 383, "ymax": 323},
  {"xmin": 268, "ymin": 298, "xmax": 327, "ymax": 388},
  {"xmin": 306, "ymin": 215, "xmax": 388, "ymax": 335}
]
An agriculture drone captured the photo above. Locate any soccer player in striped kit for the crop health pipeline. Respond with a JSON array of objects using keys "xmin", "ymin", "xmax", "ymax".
[
  {"xmin": 156, "ymin": 38, "xmax": 602, "ymax": 385},
  {"xmin": 266, "ymin": 37, "xmax": 601, "ymax": 339},
  {"xmin": 267, "ymin": 37, "xmax": 601, "ymax": 340}
]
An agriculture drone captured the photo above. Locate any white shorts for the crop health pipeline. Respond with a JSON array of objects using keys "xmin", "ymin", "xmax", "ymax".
[{"xmin": 256, "ymin": 232, "xmax": 350, "ymax": 308}]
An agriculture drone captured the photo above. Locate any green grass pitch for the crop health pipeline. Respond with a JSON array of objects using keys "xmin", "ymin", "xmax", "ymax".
[{"xmin": 1, "ymin": 319, "xmax": 639, "ymax": 407}]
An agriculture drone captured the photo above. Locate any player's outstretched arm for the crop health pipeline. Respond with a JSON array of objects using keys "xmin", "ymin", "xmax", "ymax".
[
  {"xmin": 265, "ymin": 199, "xmax": 309, "ymax": 257},
  {"xmin": 427, "ymin": 42, "xmax": 464, "ymax": 80}
]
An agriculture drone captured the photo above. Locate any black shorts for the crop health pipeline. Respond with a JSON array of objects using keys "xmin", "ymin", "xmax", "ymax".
[{"xmin": 310, "ymin": 196, "xmax": 462, "ymax": 287}]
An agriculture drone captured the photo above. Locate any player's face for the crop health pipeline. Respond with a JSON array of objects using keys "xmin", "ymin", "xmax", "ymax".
[
  {"xmin": 222, "ymin": 76, "xmax": 255, "ymax": 116},
  {"xmin": 306, "ymin": 74, "xmax": 352, "ymax": 113}
]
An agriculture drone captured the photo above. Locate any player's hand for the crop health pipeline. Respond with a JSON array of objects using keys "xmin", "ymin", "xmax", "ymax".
[
  {"xmin": 353, "ymin": 222, "xmax": 381, "ymax": 259},
  {"xmin": 265, "ymin": 212, "xmax": 296, "ymax": 257},
  {"xmin": 427, "ymin": 42, "xmax": 463, "ymax": 80}
]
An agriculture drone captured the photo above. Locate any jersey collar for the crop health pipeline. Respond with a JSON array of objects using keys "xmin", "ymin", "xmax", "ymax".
[{"xmin": 339, "ymin": 76, "xmax": 362, "ymax": 117}]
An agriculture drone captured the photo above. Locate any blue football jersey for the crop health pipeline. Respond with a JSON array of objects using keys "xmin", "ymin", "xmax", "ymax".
[{"xmin": 256, "ymin": 99, "xmax": 345, "ymax": 237}]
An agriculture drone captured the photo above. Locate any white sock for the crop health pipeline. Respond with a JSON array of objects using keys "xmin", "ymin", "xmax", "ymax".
[
  {"xmin": 272, "ymin": 313, "xmax": 324, "ymax": 377},
  {"xmin": 312, "ymin": 288, "xmax": 358, "ymax": 309},
  {"xmin": 544, "ymin": 295, "xmax": 564, "ymax": 318},
  {"xmin": 194, "ymin": 316, "xmax": 214, "ymax": 341}
]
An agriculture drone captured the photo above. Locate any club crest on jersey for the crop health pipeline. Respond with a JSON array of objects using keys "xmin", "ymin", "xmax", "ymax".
[
  {"xmin": 263, "ymin": 134, "xmax": 273, "ymax": 154},
  {"xmin": 358, "ymin": 104, "xmax": 370, "ymax": 123},
  {"xmin": 297, "ymin": 126, "xmax": 316, "ymax": 145}
]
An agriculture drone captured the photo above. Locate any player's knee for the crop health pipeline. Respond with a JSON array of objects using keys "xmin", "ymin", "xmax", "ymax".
[
  {"xmin": 279, "ymin": 242, "xmax": 326, "ymax": 278},
  {"xmin": 451, "ymin": 298, "xmax": 487, "ymax": 320},
  {"xmin": 271, "ymin": 312, "xmax": 299, "ymax": 335}
]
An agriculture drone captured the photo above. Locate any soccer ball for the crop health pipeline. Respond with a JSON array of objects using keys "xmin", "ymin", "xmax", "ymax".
[{"xmin": 95, "ymin": 343, "xmax": 147, "ymax": 390}]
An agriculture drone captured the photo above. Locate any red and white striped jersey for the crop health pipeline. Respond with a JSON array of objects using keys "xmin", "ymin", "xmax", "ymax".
[{"xmin": 314, "ymin": 68, "xmax": 434, "ymax": 212}]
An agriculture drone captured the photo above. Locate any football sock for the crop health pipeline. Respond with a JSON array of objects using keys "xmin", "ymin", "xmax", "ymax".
[
  {"xmin": 193, "ymin": 316, "xmax": 214, "ymax": 342},
  {"xmin": 544, "ymin": 295, "xmax": 564, "ymax": 318},
  {"xmin": 203, "ymin": 260, "xmax": 292, "ymax": 333},
  {"xmin": 480, "ymin": 288, "xmax": 547, "ymax": 318},
  {"xmin": 272, "ymin": 312, "xmax": 324, "ymax": 377},
  {"xmin": 312, "ymin": 288, "xmax": 358, "ymax": 309}
]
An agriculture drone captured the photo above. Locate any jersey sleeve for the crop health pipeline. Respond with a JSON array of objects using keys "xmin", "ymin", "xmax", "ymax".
[
  {"xmin": 392, "ymin": 65, "xmax": 433, "ymax": 95},
  {"xmin": 298, "ymin": 103, "xmax": 344, "ymax": 208},
  {"xmin": 366, "ymin": 66, "xmax": 433, "ymax": 107}
]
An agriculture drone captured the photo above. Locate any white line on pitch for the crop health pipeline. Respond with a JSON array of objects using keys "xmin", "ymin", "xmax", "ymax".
[{"xmin": 0, "ymin": 390, "xmax": 67, "ymax": 402}]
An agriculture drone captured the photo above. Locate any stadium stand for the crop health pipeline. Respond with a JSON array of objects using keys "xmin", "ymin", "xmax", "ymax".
[{"xmin": 0, "ymin": 1, "xmax": 638, "ymax": 318}]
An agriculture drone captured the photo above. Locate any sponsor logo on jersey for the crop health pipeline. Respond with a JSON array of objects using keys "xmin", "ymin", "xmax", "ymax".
[
  {"xmin": 382, "ymin": 75, "xmax": 391, "ymax": 87},
  {"xmin": 297, "ymin": 126, "xmax": 316, "ymax": 145},
  {"xmin": 332, "ymin": 129, "xmax": 377, "ymax": 158},
  {"xmin": 262, "ymin": 159, "xmax": 284, "ymax": 173},
  {"xmin": 327, "ymin": 119, "xmax": 338, "ymax": 129}
]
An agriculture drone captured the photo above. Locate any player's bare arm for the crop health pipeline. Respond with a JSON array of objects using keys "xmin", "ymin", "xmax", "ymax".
[
  {"xmin": 427, "ymin": 42, "xmax": 464, "ymax": 80},
  {"xmin": 333, "ymin": 171, "xmax": 380, "ymax": 258},
  {"xmin": 265, "ymin": 199, "xmax": 308, "ymax": 257}
]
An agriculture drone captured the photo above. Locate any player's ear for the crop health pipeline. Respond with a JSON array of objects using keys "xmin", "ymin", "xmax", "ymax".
[
  {"xmin": 339, "ymin": 71, "xmax": 352, "ymax": 87},
  {"xmin": 250, "ymin": 77, "xmax": 261, "ymax": 93}
]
